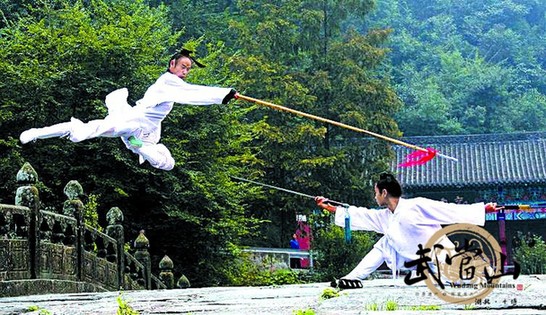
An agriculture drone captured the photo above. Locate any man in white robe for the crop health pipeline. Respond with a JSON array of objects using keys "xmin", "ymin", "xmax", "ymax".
[
  {"xmin": 315, "ymin": 173, "xmax": 497, "ymax": 289},
  {"xmin": 19, "ymin": 49, "xmax": 238, "ymax": 171}
]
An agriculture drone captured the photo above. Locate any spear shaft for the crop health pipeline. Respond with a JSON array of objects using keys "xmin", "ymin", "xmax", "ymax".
[
  {"xmin": 237, "ymin": 94, "xmax": 458, "ymax": 162},
  {"xmin": 232, "ymin": 176, "xmax": 352, "ymax": 244},
  {"xmin": 501, "ymin": 203, "xmax": 546, "ymax": 210},
  {"xmin": 231, "ymin": 176, "xmax": 345, "ymax": 206}
]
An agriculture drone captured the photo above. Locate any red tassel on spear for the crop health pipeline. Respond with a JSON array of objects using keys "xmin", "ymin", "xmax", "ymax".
[
  {"xmin": 398, "ymin": 148, "xmax": 437, "ymax": 167},
  {"xmin": 236, "ymin": 94, "xmax": 457, "ymax": 166}
]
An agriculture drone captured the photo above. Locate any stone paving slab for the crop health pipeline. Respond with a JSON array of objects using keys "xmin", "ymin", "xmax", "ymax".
[{"xmin": 0, "ymin": 275, "xmax": 544, "ymax": 314}]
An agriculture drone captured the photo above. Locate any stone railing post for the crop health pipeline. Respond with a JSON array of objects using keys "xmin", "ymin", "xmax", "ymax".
[
  {"xmin": 159, "ymin": 255, "xmax": 174, "ymax": 289},
  {"xmin": 14, "ymin": 162, "xmax": 40, "ymax": 279},
  {"xmin": 105, "ymin": 207, "xmax": 125, "ymax": 289},
  {"xmin": 62, "ymin": 180, "xmax": 85, "ymax": 281},
  {"xmin": 177, "ymin": 274, "xmax": 191, "ymax": 289},
  {"xmin": 134, "ymin": 230, "xmax": 151, "ymax": 289}
]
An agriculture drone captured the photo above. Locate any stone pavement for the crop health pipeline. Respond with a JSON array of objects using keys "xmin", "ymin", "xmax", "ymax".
[{"xmin": 0, "ymin": 275, "xmax": 545, "ymax": 314}]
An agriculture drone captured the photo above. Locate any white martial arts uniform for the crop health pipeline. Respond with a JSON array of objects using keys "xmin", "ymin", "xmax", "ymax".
[
  {"xmin": 334, "ymin": 197, "xmax": 485, "ymax": 280},
  {"xmin": 20, "ymin": 72, "xmax": 232, "ymax": 170}
]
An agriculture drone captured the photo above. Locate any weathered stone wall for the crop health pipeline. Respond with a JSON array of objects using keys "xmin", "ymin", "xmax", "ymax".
[
  {"xmin": 0, "ymin": 279, "xmax": 107, "ymax": 297},
  {"xmin": 0, "ymin": 162, "xmax": 171, "ymax": 297},
  {"xmin": 0, "ymin": 205, "xmax": 32, "ymax": 282}
]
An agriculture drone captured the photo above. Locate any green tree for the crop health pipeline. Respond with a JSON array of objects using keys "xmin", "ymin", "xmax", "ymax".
[
  {"xmin": 500, "ymin": 89, "xmax": 546, "ymax": 131},
  {"xmin": 310, "ymin": 210, "xmax": 377, "ymax": 280},
  {"xmin": 0, "ymin": 0, "xmax": 262, "ymax": 286},
  {"xmin": 513, "ymin": 233, "xmax": 546, "ymax": 274},
  {"xmin": 1, "ymin": 0, "xmax": 175, "ymax": 202},
  {"xmin": 366, "ymin": 0, "xmax": 546, "ymax": 136},
  {"xmin": 147, "ymin": 0, "xmax": 236, "ymax": 44},
  {"xmin": 396, "ymin": 51, "xmax": 519, "ymax": 135},
  {"xmin": 219, "ymin": 0, "xmax": 401, "ymax": 252}
]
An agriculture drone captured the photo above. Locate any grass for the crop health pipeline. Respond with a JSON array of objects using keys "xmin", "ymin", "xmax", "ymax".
[
  {"xmin": 364, "ymin": 300, "xmax": 399, "ymax": 311},
  {"xmin": 25, "ymin": 306, "xmax": 52, "ymax": 315},
  {"xmin": 320, "ymin": 287, "xmax": 341, "ymax": 300},
  {"xmin": 365, "ymin": 300, "xmax": 443, "ymax": 311},
  {"xmin": 385, "ymin": 300, "xmax": 399, "ymax": 311},
  {"xmin": 117, "ymin": 292, "xmax": 140, "ymax": 315},
  {"xmin": 407, "ymin": 305, "xmax": 441, "ymax": 311}
]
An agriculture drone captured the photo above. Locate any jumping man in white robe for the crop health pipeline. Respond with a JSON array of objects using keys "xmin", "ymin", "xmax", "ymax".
[
  {"xmin": 315, "ymin": 173, "xmax": 498, "ymax": 289},
  {"xmin": 19, "ymin": 49, "xmax": 238, "ymax": 171}
]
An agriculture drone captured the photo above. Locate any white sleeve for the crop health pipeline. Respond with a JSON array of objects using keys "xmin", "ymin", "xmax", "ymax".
[
  {"xmin": 163, "ymin": 75, "xmax": 232, "ymax": 105},
  {"xmin": 412, "ymin": 197, "xmax": 485, "ymax": 226},
  {"xmin": 138, "ymin": 73, "xmax": 233, "ymax": 107},
  {"xmin": 334, "ymin": 206, "xmax": 389, "ymax": 234}
]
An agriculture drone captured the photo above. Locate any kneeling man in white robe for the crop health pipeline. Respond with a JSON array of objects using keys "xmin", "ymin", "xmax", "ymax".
[{"xmin": 315, "ymin": 173, "xmax": 497, "ymax": 289}]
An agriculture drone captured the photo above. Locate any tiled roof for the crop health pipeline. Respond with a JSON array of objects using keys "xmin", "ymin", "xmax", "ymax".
[{"xmin": 391, "ymin": 131, "xmax": 546, "ymax": 189}]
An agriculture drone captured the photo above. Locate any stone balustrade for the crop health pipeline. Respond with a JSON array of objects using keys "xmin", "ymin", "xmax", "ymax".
[{"xmin": 0, "ymin": 162, "xmax": 182, "ymax": 297}]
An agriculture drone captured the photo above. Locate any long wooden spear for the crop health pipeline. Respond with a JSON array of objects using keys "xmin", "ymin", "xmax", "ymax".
[
  {"xmin": 231, "ymin": 175, "xmax": 352, "ymax": 243},
  {"xmin": 499, "ymin": 203, "xmax": 546, "ymax": 211},
  {"xmin": 231, "ymin": 176, "xmax": 346, "ymax": 206},
  {"xmin": 237, "ymin": 94, "xmax": 458, "ymax": 166}
]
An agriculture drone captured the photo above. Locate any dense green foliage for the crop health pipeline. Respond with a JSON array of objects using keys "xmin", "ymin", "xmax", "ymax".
[
  {"xmin": 0, "ymin": 0, "xmax": 262, "ymax": 286},
  {"xmin": 223, "ymin": 249, "xmax": 302, "ymax": 286},
  {"xmin": 1, "ymin": 0, "xmax": 544, "ymax": 286},
  {"xmin": 365, "ymin": 0, "xmax": 546, "ymax": 135},
  {"xmin": 310, "ymin": 209, "xmax": 377, "ymax": 280},
  {"xmin": 513, "ymin": 233, "xmax": 546, "ymax": 274},
  {"xmin": 215, "ymin": 0, "xmax": 399, "ymax": 247}
]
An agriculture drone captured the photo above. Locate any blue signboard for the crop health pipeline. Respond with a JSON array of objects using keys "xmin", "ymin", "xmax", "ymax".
[{"xmin": 486, "ymin": 208, "xmax": 546, "ymax": 221}]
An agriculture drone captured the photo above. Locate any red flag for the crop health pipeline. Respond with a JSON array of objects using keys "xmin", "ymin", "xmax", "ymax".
[{"xmin": 398, "ymin": 148, "xmax": 437, "ymax": 167}]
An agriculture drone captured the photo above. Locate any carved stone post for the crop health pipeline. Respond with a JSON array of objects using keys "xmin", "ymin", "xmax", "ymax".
[
  {"xmin": 63, "ymin": 180, "xmax": 84, "ymax": 281},
  {"xmin": 159, "ymin": 255, "xmax": 174, "ymax": 289},
  {"xmin": 105, "ymin": 207, "xmax": 125, "ymax": 289},
  {"xmin": 15, "ymin": 162, "xmax": 40, "ymax": 279},
  {"xmin": 62, "ymin": 180, "xmax": 85, "ymax": 281},
  {"xmin": 62, "ymin": 180, "xmax": 84, "ymax": 218},
  {"xmin": 177, "ymin": 274, "xmax": 191, "ymax": 289},
  {"xmin": 134, "ymin": 230, "xmax": 151, "ymax": 289}
]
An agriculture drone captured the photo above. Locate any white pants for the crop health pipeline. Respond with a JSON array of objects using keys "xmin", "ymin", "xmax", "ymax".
[
  {"xmin": 344, "ymin": 247, "xmax": 385, "ymax": 280},
  {"xmin": 126, "ymin": 141, "xmax": 175, "ymax": 171},
  {"xmin": 23, "ymin": 116, "xmax": 140, "ymax": 142},
  {"xmin": 68, "ymin": 117, "xmax": 141, "ymax": 142},
  {"xmin": 21, "ymin": 88, "xmax": 175, "ymax": 171},
  {"xmin": 344, "ymin": 242, "xmax": 455, "ymax": 281},
  {"xmin": 24, "ymin": 118, "xmax": 175, "ymax": 171}
]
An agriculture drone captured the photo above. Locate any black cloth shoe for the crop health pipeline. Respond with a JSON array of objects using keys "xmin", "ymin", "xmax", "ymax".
[{"xmin": 331, "ymin": 278, "xmax": 363, "ymax": 289}]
